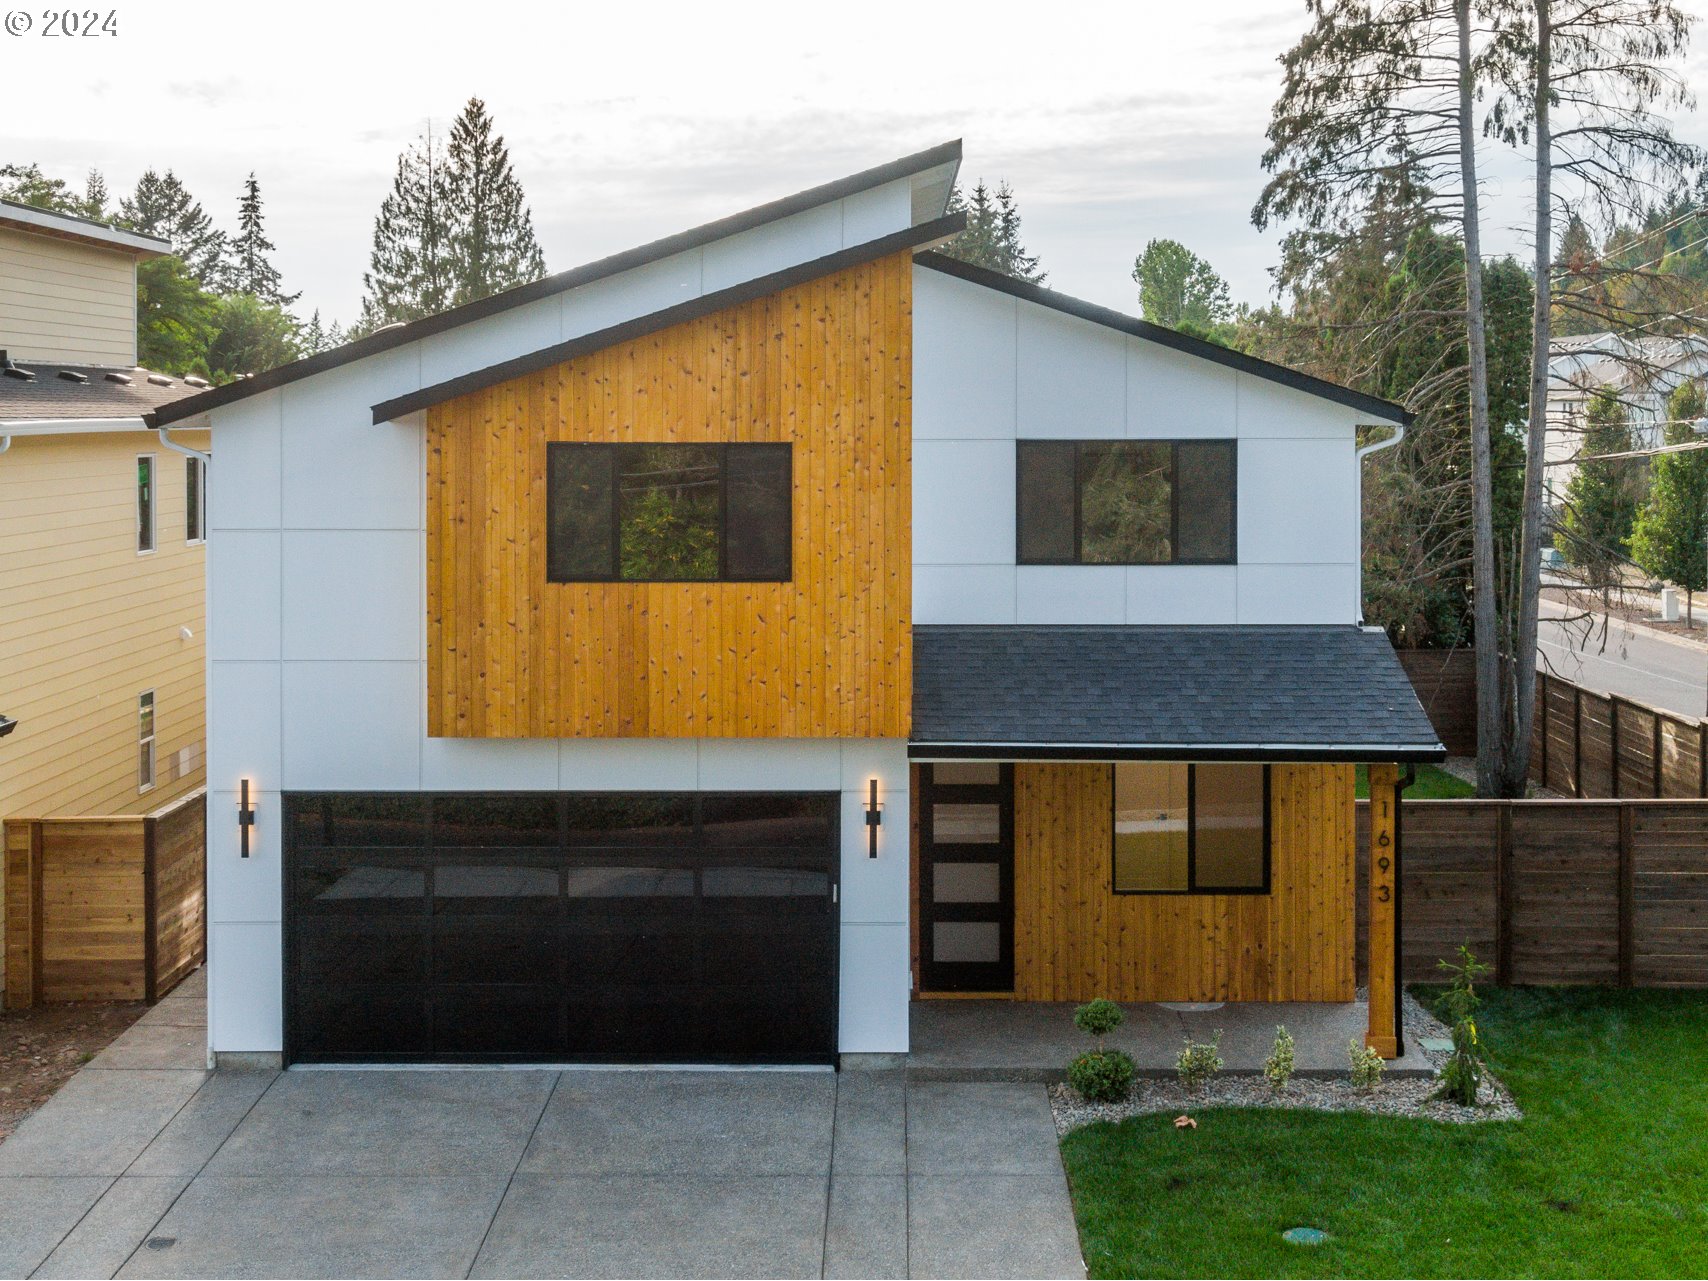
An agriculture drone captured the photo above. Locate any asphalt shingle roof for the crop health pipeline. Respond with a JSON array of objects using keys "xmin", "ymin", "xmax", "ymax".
[
  {"xmin": 911, "ymin": 625, "xmax": 1445, "ymax": 759},
  {"xmin": 0, "ymin": 362, "xmax": 205, "ymax": 422}
]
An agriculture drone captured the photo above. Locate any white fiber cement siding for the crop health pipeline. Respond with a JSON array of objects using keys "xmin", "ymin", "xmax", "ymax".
[
  {"xmin": 202, "ymin": 189, "xmax": 926, "ymax": 1060},
  {"xmin": 911, "ymin": 265, "xmax": 1377, "ymax": 627}
]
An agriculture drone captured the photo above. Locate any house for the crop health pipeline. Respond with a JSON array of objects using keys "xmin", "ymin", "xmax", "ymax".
[
  {"xmin": 1544, "ymin": 331, "xmax": 1708, "ymax": 500},
  {"xmin": 148, "ymin": 142, "xmax": 1442, "ymax": 1069}
]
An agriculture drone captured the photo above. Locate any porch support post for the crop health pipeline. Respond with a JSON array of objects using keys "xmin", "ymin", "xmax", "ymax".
[{"xmin": 1365, "ymin": 763, "xmax": 1401, "ymax": 1058}]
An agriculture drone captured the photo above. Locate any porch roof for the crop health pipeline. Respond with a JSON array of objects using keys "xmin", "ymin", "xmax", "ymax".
[{"xmin": 909, "ymin": 624, "xmax": 1446, "ymax": 762}]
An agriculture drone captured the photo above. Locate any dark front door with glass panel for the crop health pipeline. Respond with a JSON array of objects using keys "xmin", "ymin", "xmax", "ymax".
[
  {"xmin": 282, "ymin": 791, "xmax": 838, "ymax": 1065},
  {"xmin": 918, "ymin": 763, "xmax": 1014, "ymax": 992}
]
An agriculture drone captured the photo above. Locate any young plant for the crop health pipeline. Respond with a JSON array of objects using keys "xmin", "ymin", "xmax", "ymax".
[
  {"xmin": 1263, "ymin": 1025, "xmax": 1296, "ymax": 1093},
  {"xmin": 1176, "ymin": 1032, "xmax": 1223, "ymax": 1092},
  {"xmin": 1432, "ymin": 944, "xmax": 1492, "ymax": 1105},
  {"xmin": 1067, "ymin": 999, "xmax": 1134, "ymax": 1102},
  {"xmin": 1348, "ymin": 1038, "xmax": 1386, "ymax": 1091}
]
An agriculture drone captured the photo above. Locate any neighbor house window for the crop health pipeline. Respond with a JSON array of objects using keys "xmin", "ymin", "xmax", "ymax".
[
  {"xmin": 1112, "ymin": 762, "xmax": 1268, "ymax": 893},
  {"xmin": 138, "ymin": 690, "xmax": 156, "ymax": 791},
  {"xmin": 136, "ymin": 454, "xmax": 155, "ymax": 553},
  {"xmin": 185, "ymin": 456, "xmax": 206, "ymax": 543},
  {"xmin": 1016, "ymin": 439, "xmax": 1236, "ymax": 565},
  {"xmin": 546, "ymin": 442, "xmax": 792, "ymax": 582}
]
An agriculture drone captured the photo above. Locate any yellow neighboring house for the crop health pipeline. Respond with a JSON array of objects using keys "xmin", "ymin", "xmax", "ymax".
[{"xmin": 0, "ymin": 199, "xmax": 210, "ymax": 833}]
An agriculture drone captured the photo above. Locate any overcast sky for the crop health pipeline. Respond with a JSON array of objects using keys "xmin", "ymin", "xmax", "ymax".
[{"xmin": 7, "ymin": 0, "xmax": 1708, "ymax": 327}]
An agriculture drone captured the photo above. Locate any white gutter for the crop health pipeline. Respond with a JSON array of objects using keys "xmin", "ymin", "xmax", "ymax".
[
  {"xmin": 1355, "ymin": 421, "xmax": 1405, "ymax": 462},
  {"xmin": 156, "ymin": 424, "xmax": 210, "ymax": 466},
  {"xmin": 0, "ymin": 416, "xmax": 151, "ymax": 436}
]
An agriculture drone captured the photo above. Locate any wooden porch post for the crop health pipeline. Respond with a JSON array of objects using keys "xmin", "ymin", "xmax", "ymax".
[{"xmin": 1365, "ymin": 763, "xmax": 1401, "ymax": 1058}]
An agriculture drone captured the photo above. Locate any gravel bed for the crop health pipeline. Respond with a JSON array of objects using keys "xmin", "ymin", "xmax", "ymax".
[{"xmin": 1051, "ymin": 991, "xmax": 1521, "ymax": 1134}]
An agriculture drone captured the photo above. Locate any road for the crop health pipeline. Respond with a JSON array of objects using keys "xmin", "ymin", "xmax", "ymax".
[{"xmin": 1538, "ymin": 596, "xmax": 1708, "ymax": 718}]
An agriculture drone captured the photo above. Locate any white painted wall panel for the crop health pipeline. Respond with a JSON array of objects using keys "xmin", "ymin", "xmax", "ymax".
[
  {"xmin": 1016, "ymin": 567, "xmax": 1126, "ymax": 624},
  {"xmin": 280, "ymin": 530, "xmax": 421, "ymax": 661},
  {"xmin": 1237, "ymin": 564, "xmax": 1360, "ymax": 624},
  {"xmin": 1239, "ymin": 438, "xmax": 1358, "ymax": 567},
  {"xmin": 1125, "ymin": 567, "xmax": 1239, "ymax": 624},
  {"xmin": 1128, "ymin": 341, "xmax": 1237, "ymax": 438},
  {"xmin": 1236, "ymin": 374, "xmax": 1373, "ymax": 438},
  {"xmin": 557, "ymin": 738, "xmax": 700, "ymax": 791},
  {"xmin": 1016, "ymin": 304, "xmax": 1126, "ymax": 438},
  {"xmin": 206, "ymin": 392, "xmax": 282, "ymax": 532},
  {"xmin": 839, "ymin": 786, "xmax": 909, "ymax": 925},
  {"xmin": 913, "ymin": 565, "xmax": 1016, "ymax": 624},
  {"xmin": 207, "ymin": 530, "xmax": 280, "ymax": 662},
  {"xmin": 839, "ymin": 180, "xmax": 914, "ymax": 246},
  {"xmin": 701, "ymin": 204, "xmax": 844, "ymax": 293},
  {"xmin": 279, "ymin": 347, "xmax": 421, "ymax": 530},
  {"xmin": 559, "ymin": 249, "xmax": 703, "ymax": 340},
  {"xmin": 838, "ymin": 924, "xmax": 911, "ymax": 1053},
  {"xmin": 208, "ymin": 920, "xmax": 282, "ymax": 1053},
  {"xmin": 912, "ymin": 440, "xmax": 1013, "ymax": 565},
  {"xmin": 279, "ymin": 660, "xmax": 422, "ymax": 791},
  {"xmin": 415, "ymin": 295, "xmax": 562, "ymax": 389},
  {"xmin": 422, "ymin": 737, "xmax": 560, "ymax": 791},
  {"xmin": 206, "ymin": 787, "xmax": 281, "ymax": 924},
  {"xmin": 912, "ymin": 270, "xmax": 1017, "ymax": 439},
  {"xmin": 207, "ymin": 661, "xmax": 282, "ymax": 789},
  {"xmin": 697, "ymin": 739, "xmax": 843, "ymax": 791}
]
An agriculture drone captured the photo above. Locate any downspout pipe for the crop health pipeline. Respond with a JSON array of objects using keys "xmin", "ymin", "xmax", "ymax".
[
  {"xmin": 157, "ymin": 424, "xmax": 210, "ymax": 466},
  {"xmin": 0, "ymin": 436, "xmax": 10, "ymax": 456},
  {"xmin": 1355, "ymin": 421, "xmax": 1408, "ymax": 625}
]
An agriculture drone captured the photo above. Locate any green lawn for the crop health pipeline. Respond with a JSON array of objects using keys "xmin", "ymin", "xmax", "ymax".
[
  {"xmin": 1354, "ymin": 763, "xmax": 1475, "ymax": 799},
  {"xmin": 1060, "ymin": 988, "xmax": 1708, "ymax": 1278}
]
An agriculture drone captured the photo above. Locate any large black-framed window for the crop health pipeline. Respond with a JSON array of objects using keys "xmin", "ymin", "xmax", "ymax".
[
  {"xmin": 1111, "ymin": 762, "xmax": 1270, "ymax": 895},
  {"xmin": 1016, "ymin": 439, "xmax": 1236, "ymax": 565},
  {"xmin": 546, "ymin": 442, "xmax": 792, "ymax": 583}
]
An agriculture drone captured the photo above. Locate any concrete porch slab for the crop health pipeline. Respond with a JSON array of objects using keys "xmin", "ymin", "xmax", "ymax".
[{"xmin": 909, "ymin": 999, "xmax": 1434, "ymax": 1081}]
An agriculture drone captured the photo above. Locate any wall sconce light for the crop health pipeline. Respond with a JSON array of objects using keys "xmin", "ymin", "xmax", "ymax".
[
  {"xmin": 865, "ymin": 778, "xmax": 883, "ymax": 858},
  {"xmin": 238, "ymin": 778, "xmax": 256, "ymax": 858}
]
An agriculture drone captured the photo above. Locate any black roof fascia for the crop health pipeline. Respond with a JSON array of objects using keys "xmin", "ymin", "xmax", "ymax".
[
  {"xmin": 913, "ymin": 250, "xmax": 1414, "ymax": 427},
  {"xmin": 372, "ymin": 213, "xmax": 965, "ymax": 423},
  {"xmin": 149, "ymin": 140, "xmax": 964, "ymax": 428},
  {"xmin": 906, "ymin": 742, "xmax": 1447, "ymax": 763}
]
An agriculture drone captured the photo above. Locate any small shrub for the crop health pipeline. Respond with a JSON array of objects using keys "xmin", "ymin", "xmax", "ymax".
[
  {"xmin": 1348, "ymin": 1038, "xmax": 1386, "ymax": 1091},
  {"xmin": 1176, "ymin": 1032, "xmax": 1223, "ymax": 1091},
  {"xmin": 1263, "ymin": 1025, "xmax": 1296, "ymax": 1092},
  {"xmin": 1074, "ymin": 998, "xmax": 1124, "ymax": 1042},
  {"xmin": 1432, "ymin": 944, "xmax": 1491, "ymax": 1105},
  {"xmin": 1069, "ymin": 1049, "xmax": 1136, "ymax": 1102}
]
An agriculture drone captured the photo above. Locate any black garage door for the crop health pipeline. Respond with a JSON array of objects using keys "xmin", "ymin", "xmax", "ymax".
[{"xmin": 282, "ymin": 792, "xmax": 839, "ymax": 1065}]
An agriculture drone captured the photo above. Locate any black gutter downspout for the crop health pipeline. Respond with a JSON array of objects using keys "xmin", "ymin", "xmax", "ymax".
[{"xmin": 1394, "ymin": 763, "xmax": 1415, "ymax": 1058}]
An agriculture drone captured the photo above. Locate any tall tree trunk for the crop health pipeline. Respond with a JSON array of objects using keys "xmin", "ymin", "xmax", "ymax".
[
  {"xmin": 1507, "ymin": 0, "xmax": 1554, "ymax": 796},
  {"xmin": 1458, "ymin": 0, "xmax": 1503, "ymax": 797}
]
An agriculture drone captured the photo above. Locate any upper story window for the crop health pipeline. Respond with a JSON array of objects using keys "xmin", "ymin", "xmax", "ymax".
[
  {"xmin": 546, "ymin": 442, "xmax": 792, "ymax": 583},
  {"xmin": 137, "ymin": 690, "xmax": 156, "ymax": 791},
  {"xmin": 136, "ymin": 454, "xmax": 155, "ymax": 554},
  {"xmin": 1113, "ymin": 762, "xmax": 1268, "ymax": 894},
  {"xmin": 1016, "ymin": 439, "xmax": 1236, "ymax": 565},
  {"xmin": 186, "ymin": 456, "xmax": 207, "ymax": 544}
]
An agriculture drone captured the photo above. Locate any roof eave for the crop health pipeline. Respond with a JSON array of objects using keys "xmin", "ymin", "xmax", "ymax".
[{"xmin": 906, "ymin": 742, "xmax": 1449, "ymax": 763}]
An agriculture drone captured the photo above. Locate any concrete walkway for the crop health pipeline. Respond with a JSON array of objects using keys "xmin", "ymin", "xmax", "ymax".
[{"xmin": 0, "ymin": 974, "xmax": 1084, "ymax": 1279}]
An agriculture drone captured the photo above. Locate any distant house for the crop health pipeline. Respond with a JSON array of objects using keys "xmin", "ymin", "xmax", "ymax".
[
  {"xmin": 0, "ymin": 201, "xmax": 210, "ymax": 989},
  {"xmin": 151, "ymin": 142, "xmax": 1441, "ymax": 1071},
  {"xmin": 1544, "ymin": 331, "xmax": 1708, "ymax": 500}
]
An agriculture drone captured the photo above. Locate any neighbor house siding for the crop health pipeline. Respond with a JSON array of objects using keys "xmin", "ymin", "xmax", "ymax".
[
  {"xmin": 0, "ymin": 227, "xmax": 137, "ymax": 366},
  {"xmin": 425, "ymin": 249, "xmax": 913, "ymax": 739},
  {"xmin": 1010, "ymin": 761, "xmax": 1356, "ymax": 1002}
]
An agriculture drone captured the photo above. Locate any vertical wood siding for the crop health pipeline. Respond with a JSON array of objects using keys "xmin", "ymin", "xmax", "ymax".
[
  {"xmin": 426, "ymin": 251, "xmax": 913, "ymax": 739},
  {"xmin": 1010, "ymin": 762, "xmax": 1356, "ymax": 1002}
]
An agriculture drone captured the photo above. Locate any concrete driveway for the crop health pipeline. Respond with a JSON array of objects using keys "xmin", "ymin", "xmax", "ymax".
[{"xmin": 0, "ymin": 976, "xmax": 1084, "ymax": 1280}]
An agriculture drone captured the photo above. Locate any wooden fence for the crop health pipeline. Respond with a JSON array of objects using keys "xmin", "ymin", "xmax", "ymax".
[
  {"xmin": 1533, "ymin": 670, "xmax": 1708, "ymax": 799},
  {"xmin": 3, "ymin": 789, "xmax": 206, "ymax": 1009},
  {"xmin": 1358, "ymin": 797, "xmax": 1708, "ymax": 987},
  {"xmin": 1397, "ymin": 648, "xmax": 1479, "ymax": 756}
]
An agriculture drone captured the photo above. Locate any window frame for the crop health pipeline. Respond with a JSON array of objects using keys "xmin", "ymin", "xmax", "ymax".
[
  {"xmin": 545, "ymin": 441, "xmax": 793, "ymax": 584},
  {"xmin": 137, "ymin": 689, "xmax": 156, "ymax": 793},
  {"xmin": 185, "ymin": 456, "xmax": 207, "ymax": 545},
  {"xmin": 1110, "ymin": 762, "xmax": 1271, "ymax": 896},
  {"xmin": 136, "ymin": 453, "xmax": 156, "ymax": 555},
  {"xmin": 1015, "ymin": 438, "xmax": 1238, "ymax": 567}
]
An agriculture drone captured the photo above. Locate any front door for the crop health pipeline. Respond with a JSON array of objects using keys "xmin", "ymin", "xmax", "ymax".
[{"xmin": 918, "ymin": 763, "xmax": 1014, "ymax": 993}]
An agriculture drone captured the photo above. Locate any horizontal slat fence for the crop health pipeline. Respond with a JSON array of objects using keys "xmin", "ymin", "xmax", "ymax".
[
  {"xmin": 1358, "ymin": 798, "xmax": 1708, "ymax": 987},
  {"xmin": 1397, "ymin": 649, "xmax": 1478, "ymax": 755},
  {"xmin": 1535, "ymin": 671, "xmax": 1708, "ymax": 799}
]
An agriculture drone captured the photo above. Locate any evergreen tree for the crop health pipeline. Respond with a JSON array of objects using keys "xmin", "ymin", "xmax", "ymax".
[
  {"xmin": 444, "ymin": 97, "xmax": 545, "ymax": 305},
  {"xmin": 1632, "ymin": 380, "xmax": 1708, "ymax": 624},
  {"xmin": 357, "ymin": 130, "xmax": 455, "ymax": 333},
  {"xmin": 302, "ymin": 309, "xmax": 348, "ymax": 354},
  {"xmin": 78, "ymin": 169, "xmax": 110, "ymax": 221},
  {"xmin": 205, "ymin": 293, "xmax": 303, "ymax": 382},
  {"xmin": 231, "ymin": 173, "xmax": 299, "ymax": 306},
  {"xmin": 0, "ymin": 162, "xmax": 76, "ymax": 211},
  {"xmin": 1556, "ymin": 386, "xmax": 1642, "ymax": 594},
  {"xmin": 941, "ymin": 179, "xmax": 1045, "ymax": 282},
  {"xmin": 120, "ymin": 170, "xmax": 229, "ymax": 289},
  {"xmin": 136, "ymin": 256, "xmax": 218, "ymax": 374},
  {"xmin": 1131, "ymin": 238, "xmax": 1232, "ymax": 334}
]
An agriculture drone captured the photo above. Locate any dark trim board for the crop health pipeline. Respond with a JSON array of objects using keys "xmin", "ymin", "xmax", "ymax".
[
  {"xmin": 914, "ymin": 250, "xmax": 1413, "ymax": 428},
  {"xmin": 909, "ymin": 743, "xmax": 1448, "ymax": 763},
  {"xmin": 372, "ymin": 214, "xmax": 964, "ymax": 423},
  {"xmin": 148, "ymin": 140, "xmax": 963, "ymax": 428}
]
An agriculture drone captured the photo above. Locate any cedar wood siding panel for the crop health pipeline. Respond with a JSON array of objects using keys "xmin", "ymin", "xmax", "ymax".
[
  {"xmin": 426, "ymin": 250, "xmax": 912, "ymax": 739},
  {"xmin": 1011, "ymin": 762, "xmax": 1356, "ymax": 1002}
]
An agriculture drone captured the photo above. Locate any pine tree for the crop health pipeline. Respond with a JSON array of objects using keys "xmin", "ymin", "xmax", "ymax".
[
  {"xmin": 1632, "ymin": 380, "xmax": 1708, "ymax": 624},
  {"xmin": 357, "ymin": 130, "xmax": 455, "ymax": 333},
  {"xmin": 1556, "ymin": 386, "xmax": 1642, "ymax": 594},
  {"xmin": 941, "ymin": 179, "xmax": 1045, "ymax": 282},
  {"xmin": 301, "ymin": 309, "xmax": 348, "ymax": 354},
  {"xmin": 78, "ymin": 169, "xmax": 109, "ymax": 222},
  {"xmin": 231, "ymin": 173, "xmax": 299, "ymax": 306},
  {"xmin": 444, "ymin": 97, "xmax": 545, "ymax": 305},
  {"xmin": 120, "ymin": 170, "xmax": 229, "ymax": 289}
]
